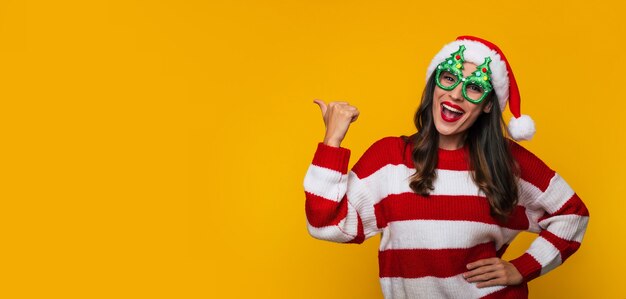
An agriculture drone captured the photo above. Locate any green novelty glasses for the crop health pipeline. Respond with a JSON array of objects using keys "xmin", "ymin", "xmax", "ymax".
[{"xmin": 435, "ymin": 45, "xmax": 493, "ymax": 104}]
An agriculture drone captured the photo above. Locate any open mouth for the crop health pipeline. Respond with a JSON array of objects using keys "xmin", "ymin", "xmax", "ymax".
[{"xmin": 440, "ymin": 101, "xmax": 465, "ymax": 122}]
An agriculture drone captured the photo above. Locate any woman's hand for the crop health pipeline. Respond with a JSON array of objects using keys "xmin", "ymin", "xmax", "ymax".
[
  {"xmin": 463, "ymin": 258, "xmax": 523, "ymax": 288},
  {"xmin": 313, "ymin": 99, "xmax": 360, "ymax": 148}
]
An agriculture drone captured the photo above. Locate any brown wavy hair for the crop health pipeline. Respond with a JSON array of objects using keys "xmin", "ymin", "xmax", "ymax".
[{"xmin": 402, "ymin": 73, "xmax": 520, "ymax": 222}]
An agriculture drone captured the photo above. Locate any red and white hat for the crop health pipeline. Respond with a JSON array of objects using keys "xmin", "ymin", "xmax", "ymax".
[{"xmin": 426, "ymin": 35, "xmax": 535, "ymax": 141}]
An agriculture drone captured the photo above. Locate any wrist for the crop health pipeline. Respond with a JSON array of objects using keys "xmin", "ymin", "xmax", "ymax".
[{"xmin": 323, "ymin": 137, "xmax": 342, "ymax": 148}]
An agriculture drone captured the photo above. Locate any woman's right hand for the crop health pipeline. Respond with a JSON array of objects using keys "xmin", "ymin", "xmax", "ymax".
[{"xmin": 313, "ymin": 99, "xmax": 360, "ymax": 148}]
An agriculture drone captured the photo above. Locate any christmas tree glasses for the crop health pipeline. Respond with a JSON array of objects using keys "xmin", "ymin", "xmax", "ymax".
[{"xmin": 435, "ymin": 45, "xmax": 494, "ymax": 104}]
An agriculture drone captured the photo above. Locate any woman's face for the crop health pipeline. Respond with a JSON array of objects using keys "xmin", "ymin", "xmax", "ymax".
[{"xmin": 432, "ymin": 62, "xmax": 493, "ymax": 143}]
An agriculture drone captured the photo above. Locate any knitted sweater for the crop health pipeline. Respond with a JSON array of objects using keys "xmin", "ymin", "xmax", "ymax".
[{"xmin": 303, "ymin": 136, "xmax": 589, "ymax": 299}]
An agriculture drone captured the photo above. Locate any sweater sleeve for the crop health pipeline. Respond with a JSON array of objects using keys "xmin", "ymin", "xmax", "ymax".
[
  {"xmin": 508, "ymin": 142, "xmax": 590, "ymax": 283},
  {"xmin": 302, "ymin": 138, "xmax": 394, "ymax": 244}
]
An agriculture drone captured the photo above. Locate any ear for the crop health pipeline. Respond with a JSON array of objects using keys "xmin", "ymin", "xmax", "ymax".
[{"xmin": 483, "ymin": 101, "xmax": 493, "ymax": 113}]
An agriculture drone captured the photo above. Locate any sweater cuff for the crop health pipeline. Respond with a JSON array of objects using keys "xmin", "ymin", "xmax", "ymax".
[
  {"xmin": 311, "ymin": 142, "xmax": 351, "ymax": 174},
  {"xmin": 509, "ymin": 253, "xmax": 542, "ymax": 283}
]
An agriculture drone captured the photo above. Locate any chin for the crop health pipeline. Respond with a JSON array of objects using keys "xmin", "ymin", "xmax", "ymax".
[
  {"xmin": 434, "ymin": 118, "xmax": 467, "ymax": 136},
  {"xmin": 435, "ymin": 126, "xmax": 460, "ymax": 137}
]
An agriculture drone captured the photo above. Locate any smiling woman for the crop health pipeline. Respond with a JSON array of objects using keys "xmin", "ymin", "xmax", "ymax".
[
  {"xmin": 304, "ymin": 36, "xmax": 589, "ymax": 299},
  {"xmin": 432, "ymin": 62, "xmax": 494, "ymax": 149}
]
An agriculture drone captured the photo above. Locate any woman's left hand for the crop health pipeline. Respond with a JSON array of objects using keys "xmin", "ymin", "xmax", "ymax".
[{"xmin": 463, "ymin": 258, "xmax": 523, "ymax": 288}]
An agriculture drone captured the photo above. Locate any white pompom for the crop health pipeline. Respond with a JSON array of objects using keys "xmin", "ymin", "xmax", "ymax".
[{"xmin": 508, "ymin": 115, "xmax": 536, "ymax": 141}]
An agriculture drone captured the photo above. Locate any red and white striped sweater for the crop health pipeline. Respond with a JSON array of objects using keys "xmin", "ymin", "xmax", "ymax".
[{"xmin": 303, "ymin": 136, "xmax": 589, "ymax": 299}]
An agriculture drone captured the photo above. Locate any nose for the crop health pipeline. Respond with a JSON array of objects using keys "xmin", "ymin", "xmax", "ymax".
[{"xmin": 448, "ymin": 84, "xmax": 463, "ymax": 102}]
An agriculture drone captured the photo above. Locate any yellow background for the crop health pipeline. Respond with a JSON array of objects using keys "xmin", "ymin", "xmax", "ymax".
[{"xmin": 1, "ymin": 0, "xmax": 624, "ymax": 298}]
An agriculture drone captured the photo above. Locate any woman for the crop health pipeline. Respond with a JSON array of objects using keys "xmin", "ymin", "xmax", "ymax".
[{"xmin": 303, "ymin": 36, "xmax": 589, "ymax": 298}]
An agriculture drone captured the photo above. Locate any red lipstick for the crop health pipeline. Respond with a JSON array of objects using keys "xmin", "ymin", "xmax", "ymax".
[{"xmin": 440, "ymin": 101, "xmax": 465, "ymax": 122}]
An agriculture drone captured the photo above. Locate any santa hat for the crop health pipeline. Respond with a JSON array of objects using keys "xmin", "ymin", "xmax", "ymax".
[{"xmin": 426, "ymin": 35, "xmax": 535, "ymax": 141}]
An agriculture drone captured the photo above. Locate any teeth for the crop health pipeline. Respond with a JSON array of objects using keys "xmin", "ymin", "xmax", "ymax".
[{"xmin": 442, "ymin": 103, "xmax": 464, "ymax": 114}]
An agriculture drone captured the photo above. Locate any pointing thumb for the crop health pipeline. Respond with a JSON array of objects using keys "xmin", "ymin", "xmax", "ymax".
[{"xmin": 313, "ymin": 99, "xmax": 327, "ymax": 116}]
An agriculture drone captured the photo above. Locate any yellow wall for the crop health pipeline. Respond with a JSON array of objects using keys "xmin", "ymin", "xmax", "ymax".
[{"xmin": 1, "ymin": 0, "xmax": 623, "ymax": 298}]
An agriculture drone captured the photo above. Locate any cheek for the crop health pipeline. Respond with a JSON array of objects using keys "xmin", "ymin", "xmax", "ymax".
[
  {"xmin": 433, "ymin": 88, "xmax": 444, "ymax": 100},
  {"xmin": 471, "ymin": 103, "xmax": 488, "ymax": 116},
  {"xmin": 464, "ymin": 107, "xmax": 485, "ymax": 125}
]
